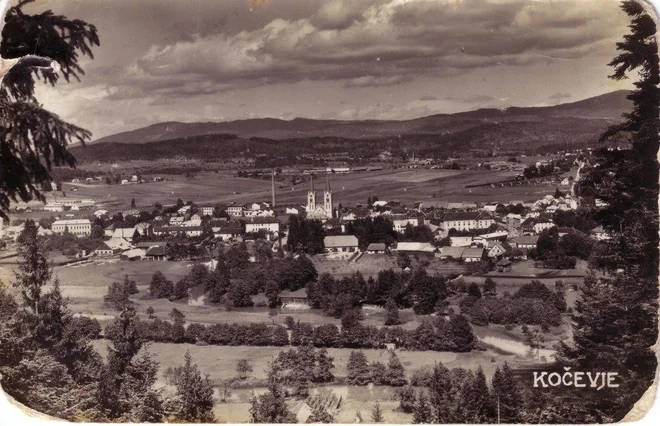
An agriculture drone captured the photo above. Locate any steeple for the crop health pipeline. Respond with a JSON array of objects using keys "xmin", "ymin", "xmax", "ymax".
[
  {"xmin": 307, "ymin": 176, "xmax": 316, "ymax": 211},
  {"xmin": 323, "ymin": 174, "xmax": 333, "ymax": 218}
]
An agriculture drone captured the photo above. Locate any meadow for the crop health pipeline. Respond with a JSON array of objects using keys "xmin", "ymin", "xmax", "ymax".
[{"xmin": 41, "ymin": 166, "xmax": 560, "ymax": 214}]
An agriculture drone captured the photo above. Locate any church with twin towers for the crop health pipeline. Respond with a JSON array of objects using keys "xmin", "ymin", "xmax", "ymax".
[{"xmin": 305, "ymin": 175, "xmax": 334, "ymax": 220}]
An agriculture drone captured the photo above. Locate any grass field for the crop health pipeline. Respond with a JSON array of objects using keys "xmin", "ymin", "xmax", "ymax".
[
  {"xmin": 91, "ymin": 340, "xmax": 532, "ymax": 385},
  {"xmin": 27, "ymin": 167, "xmax": 559, "ymax": 213},
  {"xmin": 89, "ymin": 339, "xmax": 547, "ymax": 423}
]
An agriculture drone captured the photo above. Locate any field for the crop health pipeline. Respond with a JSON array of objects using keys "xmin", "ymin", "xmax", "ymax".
[
  {"xmin": 89, "ymin": 336, "xmax": 549, "ymax": 423},
  {"xmin": 18, "ymin": 166, "xmax": 561, "ymax": 214}
]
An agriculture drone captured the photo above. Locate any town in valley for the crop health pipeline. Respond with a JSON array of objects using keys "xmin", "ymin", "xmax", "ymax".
[{"xmin": 1, "ymin": 0, "xmax": 656, "ymax": 423}]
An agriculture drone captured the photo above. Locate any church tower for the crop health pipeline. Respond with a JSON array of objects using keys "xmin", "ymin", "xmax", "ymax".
[
  {"xmin": 307, "ymin": 176, "xmax": 316, "ymax": 211},
  {"xmin": 323, "ymin": 174, "xmax": 333, "ymax": 218}
]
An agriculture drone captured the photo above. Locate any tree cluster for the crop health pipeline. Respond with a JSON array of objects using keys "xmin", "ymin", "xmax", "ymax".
[{"xmin": 405, "ymin": 362, "xmax": 521, "ymax": 424}]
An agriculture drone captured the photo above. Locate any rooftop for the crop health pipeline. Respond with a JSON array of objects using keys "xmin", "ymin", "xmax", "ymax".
[{"xmin": 324, "ymin": 235, "xmax": 359, "ymax": 248}]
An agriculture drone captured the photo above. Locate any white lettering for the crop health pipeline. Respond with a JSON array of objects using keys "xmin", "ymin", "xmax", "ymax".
[{"xmin": 533, "ymin": 372, "xmax": 548, "ymax": 388}]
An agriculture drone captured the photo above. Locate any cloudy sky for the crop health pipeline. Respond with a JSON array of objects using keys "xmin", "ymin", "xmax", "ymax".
[{"xmin": 26, "ymin": 0, "xmax": 636, "ymax": 139}]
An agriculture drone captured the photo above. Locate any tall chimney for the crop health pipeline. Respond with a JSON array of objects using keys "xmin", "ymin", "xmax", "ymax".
[{"xmin": 271, "ymin": 169, "xmax": 276, "ymax": 207}]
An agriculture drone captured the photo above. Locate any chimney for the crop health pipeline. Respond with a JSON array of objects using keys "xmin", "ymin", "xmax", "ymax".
[{"xmin": 271, "ymin": 170, "xmax": 276, "ymax": 207}]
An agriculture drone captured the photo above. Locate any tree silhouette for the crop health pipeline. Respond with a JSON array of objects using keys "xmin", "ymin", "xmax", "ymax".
[
  {"xmin": 0, "ymin": 0, "xmax": 99, "ymax": 221},
  {"xmin": 559, "ymin": 1, "xmax": 659, "ymax": 420}
]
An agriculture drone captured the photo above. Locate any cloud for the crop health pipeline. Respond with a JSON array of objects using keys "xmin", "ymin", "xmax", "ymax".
[
  {"xmin": 343, "ymin": 75, "xmax": 412, "ymax": 88},
  {"xmin": 311, "ymin": 0, "xmax": 379, "ymax": 30},
  {"xmin": 463, "ymin": 95, "xmax": 495, "ymax": 103},
  {"xmin": 549, "ymin": 92, "xmax": 571, "ymax": 101},
  {"xmin": 112, "ymin": 0, "xmax": 626, "ymax": 100}
]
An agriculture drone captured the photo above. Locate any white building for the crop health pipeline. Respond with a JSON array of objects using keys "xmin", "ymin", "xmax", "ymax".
[
  {"xmin": 43, "ymin": 203, "xmax": 64, "ymax": 212},
  {"xmin": 245, "ymin": 217, "xmax": 280, "ymax": 234},
  {"xmin": 201, "ymin": 206, "xmax": 214, "ymax": 216},
  {"xmin": 52, "ymin": 219, "xmax": 92, "ymax": 236},
  {"xmin": 324, "ymin": 235, "xmax": 359, "ymax": 253},
  {"xmin": 392, "ymin": 216, "xmax": 422, "ymax": 233},
  {"xmin": 441, "ymin": 211, "xmax": 494, "ymax": 232},
  {"xmin": 227, "ymin": 206, "xmax": 244, "ymax": 217}
]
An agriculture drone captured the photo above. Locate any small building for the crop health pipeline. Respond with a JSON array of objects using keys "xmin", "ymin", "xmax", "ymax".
[
  {"xmin": 392, "ymin": 216, "xmax": 422, "ymax": 233},
  {"xmin": 461, "ymin": 247, "xmax": 486, "ymax": 262},
  {"xmin": 112, "ymin": 227, "xmax": 140, "ymax": 241},
  {"xmin": 120, "ymin": 248, "xmax": 146, "ymax": 261},
  {"xmin": 145, "ymin": 246, "xmax": 167, "ymax": 261},
  {"xmin": 437, "ymin": 246, "xmax": 465, "ymax": 259},
  {"xmin": 557, "ymin": 227, "xmax": 587, "ymax": 238},
  {"xmin": 510, "ymin": 235, "xmax": 540, "ymax": 249},
  {"xmin": 450, "ymin": 236, "xmax": 473, "ymax": 247},
  {"xmin": 394, "ymin": 242, "xmax": 435, "ymax": 253},
  {"xmin": 288, "ymin": 401, "xmax": 313, "ymax": 424},
  {"xmin": 214, "ymin": 226, "xmax": 243, "ymax": 241},
  {"xmin": 280, "ymin": 289, "xmax": 310, "ymax": 309},
  {"xmin": 105, "ymin": 237, "xmax": 134, "ymax": 252},
  {"xmin": 94, "ymin": 242, "xmax": 115, "ymax": 256},
  {"xmin": 590, "ymin": 226, "xmax": 611, "ymax": 241},
  {"xmin": 227, "ymin": 206, "xmax": 244, "ymax": 217},
  {"xmin": 487, "ymin": 242, "xmax": 509, "ymax": 258},
  {"xmin": 201, "ymin": 206, "xmax": 214, "ymax": 216},
  {"xmin": 366, "ymin": 243, "xmax": 387, "ymax": 254},
  {"xmin": 324, "ymin": 235, "xmax": 359, "ymax": 253},
  {"xmin": 245, "ymin": 217, "xmax": 280, "ymax": 234},
  {"xmin": 43, "ymin": 203, "xmax": 64, "ymax": 212}
]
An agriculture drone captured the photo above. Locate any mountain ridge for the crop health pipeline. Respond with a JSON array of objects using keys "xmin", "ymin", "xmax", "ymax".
[{"xmin": 92, "ymin": 90, "xmax": 631, "ymax": 144}]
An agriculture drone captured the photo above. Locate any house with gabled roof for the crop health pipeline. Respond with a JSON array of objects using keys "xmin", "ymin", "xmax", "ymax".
[
  {"xmin": 324, "ymin": 235, "xmax": 359, "ymax": 253},
  {"xmin": 461, "ymin": 247, "xmax": 486, "ymax": 262},
  {"xmin": 94, "ymin": 242, "xmax": 115, "ymax": 256},
  {"xmin": 487, "ymin": 241, "xmax": 509, "ymax": 258},
  {"xmin": 437, "ymin": 246, "xmax": 465, "ymax": 259},
  {"xmin": 510, "ymin": 235, "xmax": 539, "ymax": 249},
  {"xmin": 394, "ymin": 242, "xmax": 435, "ymax": 253},
  {"xmin": 366, "ymin": 243, "xmax": 387, "ymax": 253}
]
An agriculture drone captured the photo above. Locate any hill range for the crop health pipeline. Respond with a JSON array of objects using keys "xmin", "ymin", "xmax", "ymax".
[{"xmin": 75, "ymin": 91, "xmax": 631, "ymax": 163}]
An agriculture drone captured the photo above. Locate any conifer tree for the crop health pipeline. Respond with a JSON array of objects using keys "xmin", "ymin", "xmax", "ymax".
[
  {"xmin": 249, "ymin": 362, "xmax": 297, "ymax": 423},
  {"xmin": 14, "ymin": 219, "xmax": 51, "ymax": 314},
  {"xmin": 386, "ymin": 351, "xmax": 407, "ymax": 386},
  {"xmin": 464, "ymin": 367, "xmax": 494, "ymax": 423},
  {"xmin": 384, "ymin": 298, "xmax": 401, "ymax": 326},
  {"xmin": 314, "ymin": 347, "xmax": 335, "ymax": 382},
  {"xmin": 412, "ymin": 391, "xmax": 433, "ymax": 424},
  {"xmin": 427, "ymin": 362, "xmax": 451, "ymax": 422},
  {"xmin": 371, "ymin": 400, "xmax": 384, "ymax": 423},
  {"xmin": 558, "ymin": 1, "xmax": 659, "ymax": 419},
  {"xmin": 346, "ymin": 350, "xmax": 371, "ymax": 385},
  {"xmin": 397, "ymin": 385, "xmax": 416, "ymax": 414},
  {"xmin": 98, "ymin": 306, "xmax": 164, "ymax": 421},
  {"xmin": 168, "ymin": 351, "xmax": 215, "ymax": 423},
  {"xmin": 491, "ymin": 363, "xmax": 520, "ymax": 423}
]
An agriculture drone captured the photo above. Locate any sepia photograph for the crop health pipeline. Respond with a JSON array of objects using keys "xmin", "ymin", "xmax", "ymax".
[{"xmin": 0, "ymin": 0, "xmax": 658, "ymax": 423}]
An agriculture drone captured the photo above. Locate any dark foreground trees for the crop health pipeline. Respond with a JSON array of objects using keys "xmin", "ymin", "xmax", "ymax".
[
  {"xmin": 0, "ymin": 0, "xmax": 99, "ymax": 221},
  {"xmin": 558, "ymin": 0, "xmax": 659, "ymax": 421}
]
